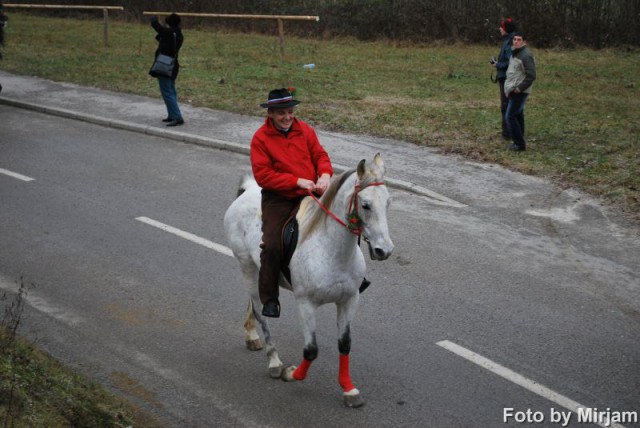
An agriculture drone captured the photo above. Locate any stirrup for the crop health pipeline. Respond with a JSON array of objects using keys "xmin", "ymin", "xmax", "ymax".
[{"xmin": 359, "ymin": 278, "xmax": 371, "ymax": 294}]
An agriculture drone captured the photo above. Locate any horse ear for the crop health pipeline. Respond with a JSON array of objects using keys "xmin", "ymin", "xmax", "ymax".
[
  {"xmin": 373, "ymin": 153, "xmax": 385, "ymax": 176},
  {"xmin": 357, "ymin": 159, "xmax": 366, "ymax": 179}
]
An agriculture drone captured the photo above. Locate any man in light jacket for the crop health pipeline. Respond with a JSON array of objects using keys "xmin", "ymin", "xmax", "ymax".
[{"xmin": 504, "ymin": 32, "xmax": 536, "ymax": 151}]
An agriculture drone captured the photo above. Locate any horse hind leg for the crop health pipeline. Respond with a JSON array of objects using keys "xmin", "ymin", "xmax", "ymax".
[
  {"xmin": 248, "ymin": 294, "xmax": 285, "ymax": 379},
  {"xmin": 239, "ymin": 260, "xmax": 285, "ymax": 378},
  {"xmin": 240, "ymin": 261, "xmax": 263, "ymax": 351},
  {"xmin": 244, "ymin": 299, "xmax": 262, "ymax": 351}
]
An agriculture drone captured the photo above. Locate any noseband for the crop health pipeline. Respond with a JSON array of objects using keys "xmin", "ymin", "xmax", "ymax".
[{"xmin": 307, "ymin": 180, "xmax": 385, "ymax": 237}]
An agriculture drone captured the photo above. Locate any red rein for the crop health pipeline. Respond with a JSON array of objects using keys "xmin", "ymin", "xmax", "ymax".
[{"xmin": 307, "ymin": 180, "xmax": 385, "ymax": 236}]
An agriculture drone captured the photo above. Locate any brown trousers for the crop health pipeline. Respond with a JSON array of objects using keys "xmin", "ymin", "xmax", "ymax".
[{"xmin": 259, "ymin": 190, "xmax": 302, "ymax": 304}]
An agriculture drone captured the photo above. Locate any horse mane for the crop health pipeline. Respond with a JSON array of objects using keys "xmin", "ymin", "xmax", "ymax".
[{"xmin": 298, "ymin": 169, "xmax": 355, "ymax": 242}]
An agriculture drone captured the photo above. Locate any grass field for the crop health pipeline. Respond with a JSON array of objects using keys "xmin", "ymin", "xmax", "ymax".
[{"xmin": 2, "ymin": 14, "xmax": 639, "ymax": 220}]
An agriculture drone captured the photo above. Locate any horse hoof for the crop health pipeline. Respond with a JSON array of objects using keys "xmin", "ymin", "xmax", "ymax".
[
  {"xmin": 281, "ymin": 365, "xmax": 297, "ymax": 382},
  {"xmin": 269, "ymin": 365, "xmax": 284, "ymax": 379},
  {"xmin": 245, "ymin": 339, "xmax": 263, "ymax": 351},
  {"xmin": 343, "ymin": 390, "xmax": 364, "ymax": 408}
]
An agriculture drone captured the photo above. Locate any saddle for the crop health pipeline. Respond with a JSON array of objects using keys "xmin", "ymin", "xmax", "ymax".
[{"xmin": 279, "ymin": 197, "xmax": 312, "ymax": 285}]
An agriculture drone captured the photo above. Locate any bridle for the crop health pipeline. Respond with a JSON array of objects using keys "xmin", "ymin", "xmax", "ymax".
[{"xmin": 307, "ymin": 179, "xmax": 385, "ymax": 237}]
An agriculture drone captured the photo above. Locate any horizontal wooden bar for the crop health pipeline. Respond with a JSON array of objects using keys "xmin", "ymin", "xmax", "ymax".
[
  {"xmin": 142, "ymin": 12, "xmax": 319, "ymax": 22},
  {"xmin": 4, "ymin": 4, "xmax": 124, "ymax": 10}
]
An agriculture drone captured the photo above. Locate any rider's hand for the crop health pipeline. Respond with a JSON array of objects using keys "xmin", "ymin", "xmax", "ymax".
[
  {"xmin": 297, "ymin": 178, "xmax": 316, "ymax": 191},
  {"xmin": 315, "ymin": 174, "xmax": 330, "ymax": 195}
]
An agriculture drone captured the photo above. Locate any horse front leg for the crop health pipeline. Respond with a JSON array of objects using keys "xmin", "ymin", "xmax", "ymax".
[
  {"xmin": 337, "ymin": 295, "xmax": 365, "ymax": 408},
  {"xmin": 282, "ymin": 300, "xmax": 318, "ymax": 382}
]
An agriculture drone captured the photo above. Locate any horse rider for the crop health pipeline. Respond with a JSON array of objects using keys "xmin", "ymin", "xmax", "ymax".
[{"xmin": 250, "ymin": 88, "xmax": 333, "ymax": 318}]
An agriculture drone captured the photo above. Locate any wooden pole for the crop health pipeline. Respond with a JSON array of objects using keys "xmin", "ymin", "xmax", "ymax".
[
  {"xmin": 4, "ymin": 4, "xmax": 124, "ymax": 11},
  {"xmin": 142, "ymin": 12, "xmax": 319, "ymax": 21},
  {"xmin": 142, "ymin": 12, "xmax": 319, "ymax": 58},
  {"xmin": 4, "ymin": 4, "xmax": 123, "ymax": 46}
]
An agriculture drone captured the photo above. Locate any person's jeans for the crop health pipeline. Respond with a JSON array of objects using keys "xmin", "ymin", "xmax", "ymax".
[
  {"xmin": 498, "ymin": 79, "xmax": 509, "ymax": 138},
  {"xmin": 505, "ymin": 92, "xmax": 528, "ymax": 147},
  {"xmin": 158, "ymin": 76, "xmax": 183, "ymax": 121}
]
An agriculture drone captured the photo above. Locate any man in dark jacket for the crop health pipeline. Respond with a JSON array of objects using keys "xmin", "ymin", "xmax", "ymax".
[
  {"xmin": 504, "ymin": 32, "xmax": 536, "ymax": 151},
  {"xmin": 492, "ymin": 18, "xmax": 517, "ymax": 139},
  {"xmin": 0, "ymin": 3, "xmax": 7, "ymax": 48},
  {"xmin": 150, "ymin": 13, "xmax": 184, "ymax": 127}
]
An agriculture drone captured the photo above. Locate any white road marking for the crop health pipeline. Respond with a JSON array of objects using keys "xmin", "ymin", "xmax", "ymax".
[
  {"xmin": 135, "ymin": 216, "xmax": 234, "ymax": 257},
  {"xmin": 0, "ymin": 167, "xmax": 35, "ymax": 181},
  {"xmin": 436, "ymin": 340, "xmax": 627, "ymax": 428}
]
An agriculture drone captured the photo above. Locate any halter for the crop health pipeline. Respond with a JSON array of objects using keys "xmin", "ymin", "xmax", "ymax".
[{"xmin": 307, "ymin": 179, "xmax": 385, "ymax": 237}]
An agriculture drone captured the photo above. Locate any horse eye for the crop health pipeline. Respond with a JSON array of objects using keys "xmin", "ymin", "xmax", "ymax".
[{"xmin": 361, "ymin": 201, "xmax": 371, "ymax": 210}]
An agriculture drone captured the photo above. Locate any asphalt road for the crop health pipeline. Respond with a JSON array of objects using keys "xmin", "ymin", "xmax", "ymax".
[{"xmin": 1, "ymin": 103, "xmax": 639, "ymax": 427}]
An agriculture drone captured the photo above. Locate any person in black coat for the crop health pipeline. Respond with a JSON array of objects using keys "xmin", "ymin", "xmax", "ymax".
[
  {"xmin": 0, "ymin": 2, "xmax": 7, "ymax": 48},
  {"xmin": 150, "ymin": 13, "xmax": 184, "ymax": 127}
]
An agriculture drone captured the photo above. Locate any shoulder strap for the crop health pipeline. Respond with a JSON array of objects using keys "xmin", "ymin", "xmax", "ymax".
[{"xmin": 172, "ymin": 32, "xmax": 178, "ymax": 58}]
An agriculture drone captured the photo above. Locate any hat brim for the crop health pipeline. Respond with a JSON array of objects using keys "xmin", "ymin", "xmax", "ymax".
[{"xmin": 260, "ymin": 100, "xmax": 301, "ymax": 109}]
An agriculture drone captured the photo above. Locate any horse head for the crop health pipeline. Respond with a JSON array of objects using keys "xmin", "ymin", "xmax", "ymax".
[{"xmin": 355, "ymin": 153, "xmax": 394, "ymax": 261}]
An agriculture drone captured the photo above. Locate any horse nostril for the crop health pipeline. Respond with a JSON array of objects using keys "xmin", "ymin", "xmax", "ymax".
[{"xmin": 374, "ymin": 248, "xmax": 386, "ymax": 259}]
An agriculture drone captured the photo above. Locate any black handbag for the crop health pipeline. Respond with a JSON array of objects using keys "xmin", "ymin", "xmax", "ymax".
[
  {"xmin": 150, "ymin": 53, "xmax": 175, "ymax": 78},
  {"xmin": 149, "ymin": 32, "xmax": 177, "ymax": 78}
]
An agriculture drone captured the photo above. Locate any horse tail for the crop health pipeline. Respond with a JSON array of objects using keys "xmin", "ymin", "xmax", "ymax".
[{"xmin": 236, "ymin": 174, "xmax": 256, "ymax": 198}]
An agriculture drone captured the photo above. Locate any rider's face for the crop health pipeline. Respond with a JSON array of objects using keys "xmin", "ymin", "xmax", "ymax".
[{"xmin": 268, "ymin": 107, "xmax": 295, "ymax": 130}]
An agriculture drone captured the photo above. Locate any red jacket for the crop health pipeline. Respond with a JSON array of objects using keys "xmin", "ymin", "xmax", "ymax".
[{"xmin": 251, "ymin": 117, "xmax": 333, "ymax": 199}]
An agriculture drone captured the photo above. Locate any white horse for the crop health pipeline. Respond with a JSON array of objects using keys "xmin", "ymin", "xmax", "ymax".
[{"xmin": 223, "ymin": 153, "xmax": 394, "ymax": 407}]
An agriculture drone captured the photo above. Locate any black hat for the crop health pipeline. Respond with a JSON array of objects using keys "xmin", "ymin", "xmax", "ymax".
[{"xmin": 260, "ymin": 88, "xmax": 301, "ymax": 109}]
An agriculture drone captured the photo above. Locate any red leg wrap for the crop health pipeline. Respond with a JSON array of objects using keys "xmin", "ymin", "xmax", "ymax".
[
  {"xmin": 339, "ymin": 354, "xmax": 356, "ymax": 392},
  {"xmin": 293, "ymin": 358, "xmax": 312, "ymax": 380}
]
